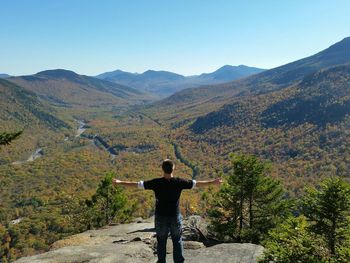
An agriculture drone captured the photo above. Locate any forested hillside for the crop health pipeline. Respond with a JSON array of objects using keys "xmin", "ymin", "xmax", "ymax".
[
  {"xmin": 178, "ymin": 64, "xmax": 350, "ymax": 192},
  {"xmin": 0, "ymin": 79, "xmax": 68, "ymax": 129},
  {"xmin": 141, "ymin": 38, "xmax": 350, "ymax": 194},
  {"xmin": 0, "ymin": 79, "xmax": 70, "ymax": 162},
  {"xmin": 9, "ymin": 69, "xmax": 152, "ymax": 107}
]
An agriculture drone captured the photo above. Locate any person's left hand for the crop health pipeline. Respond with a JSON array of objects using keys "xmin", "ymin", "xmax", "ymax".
[{"xmin": 213, "ymin": 178, "xmax": 223, "ymax": 185}]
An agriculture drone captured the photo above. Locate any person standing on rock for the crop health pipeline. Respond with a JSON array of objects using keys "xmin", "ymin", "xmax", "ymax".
[{"xmin": 113, "ymin": 159, "xmax": 222, "ymax": 263}]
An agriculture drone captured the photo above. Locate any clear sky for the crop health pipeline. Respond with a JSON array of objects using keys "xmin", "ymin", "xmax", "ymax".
[{"xmin": 1, "ymin": 0, "xmax": 350, "ymax": 76}]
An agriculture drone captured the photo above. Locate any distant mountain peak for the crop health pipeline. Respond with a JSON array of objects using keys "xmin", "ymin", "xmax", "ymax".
[
  {"xmin": 109, "ymin": 69, "xmax": 136, "ymax": 75},
  {"xmin": 218, "ymin": 65, "xmax": 235, "ymax": 70},
  {"xmin": 0, "ymin": 73, "xmax": 11, "ymax": 79},
  {"xmin": 142, "ymin": 69, "xmax": 184, "ymax": 78},
  {"xmin": 142, "ymin": 69, "xmax": 158, "ymax": 75},
  {"xmin": 323, "ymin": 36, "xmax": 350, "ymax": 52},
  {"xmin": 217, "ymin": 64, "xmax": 261, "ymax": 69},
  {"xmin": 202, "ymin": 65, "xmax": 265, "ymax": 81},
  {"xmin": 35, "ymin": 69, "xmax": 80, "ymax": 79},
  {"xmin": 96, "ymin": 65, "xmax": 265, "ymax": 97},
  {"xmin": 336, "ymin": 36, "xmax": 350, "ymax": 44},
  {"xmin": 142, "ymin": 69, "xmax": 179, "ymax": 74},
  {"xmin": 95, "ymin": 69, "xmax": 138, "ymax": 80}
]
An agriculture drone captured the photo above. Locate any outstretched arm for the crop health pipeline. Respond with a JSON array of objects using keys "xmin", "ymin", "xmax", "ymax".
[
  {"xmin": 196, "ymin": 178, "xmax": 222, "ymax": 188},
  {"xmin": 113, "ymin": 179, "xmax": 139, "ymax": 188}
]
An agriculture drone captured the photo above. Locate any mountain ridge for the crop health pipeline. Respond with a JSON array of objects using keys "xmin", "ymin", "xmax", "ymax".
[
  {"xmin": 0, "ymin": 73, "xmax": 11, "ymax": 79},
  {"xmin": 96, "ymin": 65, "xmax": 265, "ymax": 97},
  {"xmin": 190, "ymin": 64, "xmax": 350, "ymax": 134},
  {"xmin": 8, "ymin": 69, "xmax": 153, "ymax": 107},
  {"xmin": 144, "ymin": 36, "xmax": 350, "ymax": 124},
  {"xmin": 198, "ymin": 65, "xmax": 265, "ymax": 81},
  {"xmin": 0, "ymin": 78, "xmax": 69, "ymax": 130}
]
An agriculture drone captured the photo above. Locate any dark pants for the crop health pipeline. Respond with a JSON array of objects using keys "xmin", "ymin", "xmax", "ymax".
[{"xmin": 155, "ymin": 214, "xmax": 184, "ymax": 263}]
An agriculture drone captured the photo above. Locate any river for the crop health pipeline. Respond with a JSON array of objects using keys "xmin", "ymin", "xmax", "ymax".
[
  {"xmin": 75, "ymin": 119, "xmax": 87, "ymax": 137},
  {"xmin": 12, "ymin": 148, "xmax": 44, "ymax": 165}
]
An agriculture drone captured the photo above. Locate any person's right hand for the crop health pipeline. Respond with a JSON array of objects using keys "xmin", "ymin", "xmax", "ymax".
[{"xmin": 112, "ymin": 179, "xmax": 121, "ymax": 186}]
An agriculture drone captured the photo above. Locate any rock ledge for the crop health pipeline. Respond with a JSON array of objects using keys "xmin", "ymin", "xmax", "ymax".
[{"xmin": 15, "ymin": 217, "xmax": 264, "ymax": 263}]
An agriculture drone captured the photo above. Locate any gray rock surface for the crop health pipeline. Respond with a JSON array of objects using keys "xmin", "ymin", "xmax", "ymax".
[
  {"xmin": 185, "ymin": 243, "xmax": 264, "ymax": 263},
  {"xmin": 15, "ymin": 216, "xmax": 264, "ymax": 263}
]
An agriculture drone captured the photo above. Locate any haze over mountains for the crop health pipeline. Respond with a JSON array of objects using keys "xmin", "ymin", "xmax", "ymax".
[{"xmin": 96, "ymin": 65, "xmax": 265, "ymax": 97}]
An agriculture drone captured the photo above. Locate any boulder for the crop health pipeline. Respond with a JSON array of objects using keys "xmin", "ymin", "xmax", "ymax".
[{"xmin": 182, "ymin": 215, "xmax": 209, "ymax": 241}]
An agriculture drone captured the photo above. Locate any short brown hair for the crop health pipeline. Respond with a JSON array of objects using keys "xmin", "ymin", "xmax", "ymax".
[{"xmin": 162, "ymin": 159, "xmax": 175, "ymax": 174}]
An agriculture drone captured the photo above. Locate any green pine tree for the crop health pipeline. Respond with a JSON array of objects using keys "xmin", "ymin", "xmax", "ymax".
[
  {"xmin": 208, "ymin": 154, "xmax": 290, "ymax": 243},
  {"xmin": 85, "ymin": 172, "xmax": 134, "ymax": 228},
  {"xmin": 0, "ymin": 131, "xmax": 22, "ymax": 146},
  {"xmin": 301, "ymin": 177, "xmax": 350, "ymax": 258}
]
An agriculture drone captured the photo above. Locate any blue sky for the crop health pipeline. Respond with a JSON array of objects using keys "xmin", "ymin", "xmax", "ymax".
[{"xmin": 1, "ymin": 0, "xmax": 350, "ymax": 76}]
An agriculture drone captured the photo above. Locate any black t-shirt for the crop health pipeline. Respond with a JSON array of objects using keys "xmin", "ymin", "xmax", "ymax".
[{"xmin": 144, "ymin": 177, "xmax": 194, "ymax": 216}]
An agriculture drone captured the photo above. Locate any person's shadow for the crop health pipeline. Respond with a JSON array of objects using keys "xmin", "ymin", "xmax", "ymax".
[{"xmin": 127, "ymin": 227, "xmax": 155, "ymax": 234}]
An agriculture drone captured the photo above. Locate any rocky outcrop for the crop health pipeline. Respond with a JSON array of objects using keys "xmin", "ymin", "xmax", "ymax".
[{"xmin": 15, "ymin": 216, "xmax": 264, "ymax": 263}]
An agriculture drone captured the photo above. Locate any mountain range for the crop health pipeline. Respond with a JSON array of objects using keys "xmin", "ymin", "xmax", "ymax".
[
  {"xmin": 191, "ymin": 64, "xmax": 350, "ymax": 133},
  {"xmin": 146, "ymin": 37, "xmax": 350, "ymax": 124},
  {"xmin": 8, "ymin": 69, "xmax": 152, "ymax": 108},
  {"xmin": 140, "ymin": 36, "xmax": 350, "ymax": 192},
  {"xmin": 96, "ymin": 65, "xmax": 265, "ymax": 97}
]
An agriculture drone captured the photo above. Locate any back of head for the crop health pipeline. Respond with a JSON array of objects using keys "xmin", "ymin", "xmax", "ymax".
[{"xmin": 162, "ymin": 159, "xmax": 175, "ymax": 174}]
